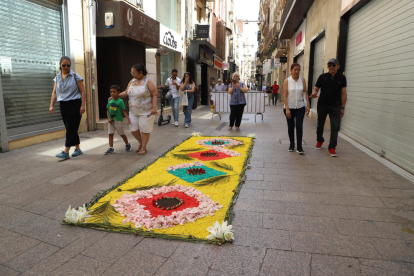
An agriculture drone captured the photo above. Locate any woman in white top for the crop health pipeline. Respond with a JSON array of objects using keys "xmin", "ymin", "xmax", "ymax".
[
  {"xmin": 117, "ymin": 64, "xmax": 158, "ymax": 155},
  {"xmin": 282, "ymin": 63, "xmax": 310, "ymax": 154}
]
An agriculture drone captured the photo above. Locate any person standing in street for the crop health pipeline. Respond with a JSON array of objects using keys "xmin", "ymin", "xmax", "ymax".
[
  {"xmin": 266, "ymin": 83, "xmax": 273, "ymax": 106},
  {"xmin": 282, "ymin": 63, "xmax": 310, "ymax": 154},
  {"xmin": 160, "ymin": 69, "xmax": 181, "ymax": 127},
  {"xmin": 180, "ymin": 72, "xmax": 195, "ymax": 128},
  {"xmin": 310, "ymin": 58, "xmax": 347, "ymax": 157},
  {"xmin": 228, "ymin": 73, "xmax": 248, "ymax": 131},
  {"xmin": 49, "ymin": 56, "xmax": 86, "ymax": 160},
  {"xmin": 213, "ymin": 79, "xmax": 227, "ymax": 92},
  {"xmin": 272, "ymin": 81, "xmax": 280, "ymax": 105},
  {"xmin": 117, "ymin": 63, "xmax": 158, "ymax": 155}
]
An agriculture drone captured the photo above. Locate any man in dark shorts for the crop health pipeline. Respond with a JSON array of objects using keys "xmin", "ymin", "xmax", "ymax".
[{"xmin": 310, "ymin": 58, "xmax": 347, "ymax": 157}]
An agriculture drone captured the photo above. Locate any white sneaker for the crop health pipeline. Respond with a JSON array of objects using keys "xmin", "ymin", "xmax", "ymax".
[
  {"xmin": 184, "ymin": 124, "xmax": 189, "ymax": 128},
  {"xmin": 172, "ymin": 121, "xmax": 175, "ymax": 125},
  {"xmin": 174, "ymin": 121, "xmax": 178, "ymax": 127}
]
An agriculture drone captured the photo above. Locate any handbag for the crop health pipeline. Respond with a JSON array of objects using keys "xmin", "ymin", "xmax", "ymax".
[{"xmin": 182, "ymin": 92, "xmax": 188, "ymax": 106}]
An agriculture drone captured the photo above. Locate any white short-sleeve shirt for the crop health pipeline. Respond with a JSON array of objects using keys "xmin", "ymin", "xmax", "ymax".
[{"xmin": 165, "ymin": 77, "xmax": 181, "ymax": 98}]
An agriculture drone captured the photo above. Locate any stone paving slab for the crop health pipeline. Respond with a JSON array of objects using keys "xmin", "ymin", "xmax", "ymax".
[{"xmin": 0, "ymin": 105, "xmax": 413, "ymax": 275}]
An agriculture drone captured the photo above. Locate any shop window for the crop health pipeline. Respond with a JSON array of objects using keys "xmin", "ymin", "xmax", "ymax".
[
  {"xmin": 160, "ymin": 53, "xmax": 176, "ymax": 107},
  {"xmin": 156, "ymin": 0, "xmax": 178, "ymax": 31}
]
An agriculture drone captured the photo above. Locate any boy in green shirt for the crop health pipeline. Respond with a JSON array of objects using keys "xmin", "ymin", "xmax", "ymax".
[{"xmin": 105, "ymin": 85, "xmax": 131, "ymax": 155}]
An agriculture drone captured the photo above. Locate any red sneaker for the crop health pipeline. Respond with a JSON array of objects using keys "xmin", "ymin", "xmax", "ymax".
[
  {"xmin": 329, "ymin": 148, "xmax": 337, "ymax": 157},
  {"xmin": 315, "ymin": 141, "xmax": 323, "ymax": 150}
]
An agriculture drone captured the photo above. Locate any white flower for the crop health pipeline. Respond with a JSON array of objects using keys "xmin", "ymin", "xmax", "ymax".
[
  {"xmin": 64, "ymin": 204, "xmax": 91, "ymax": 224},
  {"xmin": 192, "ymin": 132, "xmax": 202, "ymax": 137},
  {"xmin": 247, "ymin": 133, "xmax": 257, "ymax": 139},
  {"xmin": 207, "ymin": 220, "xmax": 234, "ymax": 241},
  {"xmin": 224, "ymin": 232, "xmax": 234, "ymax": 241}
]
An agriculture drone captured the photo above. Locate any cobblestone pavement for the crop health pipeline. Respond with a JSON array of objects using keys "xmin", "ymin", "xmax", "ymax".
[{"xmin": 1, "ymin": 105, "xmax": 414, "ymax": 276}]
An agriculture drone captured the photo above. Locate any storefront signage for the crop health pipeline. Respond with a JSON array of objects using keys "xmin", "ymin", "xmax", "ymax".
[
  {"xmin": 0, "ymin": 57, "xmax": 12, "ymax": 75},
  {"xmin": 97, "ymin": 1, "xmax": 160, "ymax": 48},
  {"xmin": 214, "ymin": 56, "xmax": 223, "ymax": 70},
  {"xmin": 195, "ymin": 24, "xmax": 210, "ymax": 39},
  {"xmin": 296, "ymin": 31, "xmax": 302, "ymax": 46},
  {"xmin": 294, "ymin": 19, "xmax": 306, "ymax": 56},
  {"xmin": 222, "ymin": 63, "xmax": 229, "ymax": 70},
  {"xmin": 120, "ymin": 2, "xmax": 159, "ymax": 47},
  {"xmin": 160, "ymin": 24, "xmax": 183, "ymax": 53},
  {"xmin": 199, "ymin": 47, "xmax": 213, "ymax": 66},
  {"xmin": 122, "ymin": 2, "xmax": 160, "ymax": 48}
]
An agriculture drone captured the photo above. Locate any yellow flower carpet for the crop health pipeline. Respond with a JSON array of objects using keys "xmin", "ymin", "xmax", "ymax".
[{"xmin": 64, "ymin": 136, "xmax": 254, "ymax": 243}]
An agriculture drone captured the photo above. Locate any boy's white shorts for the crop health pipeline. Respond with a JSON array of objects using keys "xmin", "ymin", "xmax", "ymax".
[
  {"xmin": 129, "ymin": 113, "xmax": 155, "ymax": 133},
  {"xmin": 108, "ymin": 121, "xmax": 125, "ymax": 135}
]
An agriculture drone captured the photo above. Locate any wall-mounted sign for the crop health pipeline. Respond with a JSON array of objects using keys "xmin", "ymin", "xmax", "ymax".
[
  {"xmin": 214, "ymin": 56, "xmax": 223, "ymax": 70},
  {"xmin": 222, "ymin": 63, "xmax": 229, "ymax": 70},
  {"xmin": 195, "ymin": 24, "xmax": 210, "ymax": 39},
  {"xmin": 199, "ymin": 47, "xmax": 213, "ymax": 66},
  {"xmin": 97, "ymin": 1, "xmax": 160, "ymax": 48},
  {"xmin": 160, "ymin": 24, "xmax": 183, "ymax": 53},
  {"xmin": 294, "ymin": 19, "xmax": 306, "ymax": 55},
  {"xmin": 0, "ymin": 57, "xmax": 12, "ymax": 75},
  {"xmin": 296, "ymin": 31, "xmax": 302, "ymax": 46}
]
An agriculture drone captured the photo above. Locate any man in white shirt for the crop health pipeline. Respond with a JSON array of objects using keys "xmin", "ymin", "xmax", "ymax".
[
  {"xmin": 213, "ymin": 79, "xmax": 227, "ymax": 92},
  {"xmin": 162, "ymin": 69, "xmax": 181, "ymax": 126}
]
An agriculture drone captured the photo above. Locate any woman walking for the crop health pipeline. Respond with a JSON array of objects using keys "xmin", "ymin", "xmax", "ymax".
[
  {"xmin": 49, "ymin": 56, "xmax": 86, "ymax": 160},
  {"xmin": 228, "ymin": 73, "xmax": 248, "ymax": 131},
  {"xmin": 117, "ymin": 63, "xmax": 158, "ymax": 155},
  {"xmin": 282, "ymin": 63, "xmax": 310, "ymax": 154},
  {"xmin": 180, "ymin": 72, "xmax": 195, "ymax": 128}
]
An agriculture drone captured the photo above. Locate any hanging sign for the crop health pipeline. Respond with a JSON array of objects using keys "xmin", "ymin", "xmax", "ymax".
[{"xmin": 0, "ymin": 57, "xmax": 12, "ymax": 75}]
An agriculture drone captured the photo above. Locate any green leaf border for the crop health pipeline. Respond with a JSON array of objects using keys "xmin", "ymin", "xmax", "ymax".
[{"xmin": 62, "ymin": 135, "xmax": 255, "ymax": 244}]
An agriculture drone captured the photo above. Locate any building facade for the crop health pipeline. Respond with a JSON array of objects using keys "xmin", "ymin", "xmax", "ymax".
[
  {"xmin": 268, "ymin": 0, "xmax": 414, "ymax": 173},
  {"xmin": 0, "ymin": 0, "xmax": 88, "ymax": 151}
]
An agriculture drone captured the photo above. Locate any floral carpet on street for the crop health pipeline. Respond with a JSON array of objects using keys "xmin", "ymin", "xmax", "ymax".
[{"xmin": 64, "ymin": 136, "xmax": 254, "ymax": 242}]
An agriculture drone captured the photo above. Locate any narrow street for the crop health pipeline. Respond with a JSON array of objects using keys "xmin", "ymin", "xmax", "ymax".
[{"xmin": 1, "ymin": 105, "xmax": 413, "ymax": 275}]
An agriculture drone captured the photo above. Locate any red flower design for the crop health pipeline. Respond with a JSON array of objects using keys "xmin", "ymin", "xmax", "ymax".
[
  {"xmin": 137, "ymin": 191, "xmax": 200, "ymax": 218},
  {"xmin": 187, "ymin": 150, "xmax": 232, "ymax": 161}
]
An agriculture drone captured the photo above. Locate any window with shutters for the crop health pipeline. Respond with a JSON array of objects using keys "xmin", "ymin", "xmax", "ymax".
[{"xmin": 0, "ymin": 0, "xmax": 64, "ymax": 131}]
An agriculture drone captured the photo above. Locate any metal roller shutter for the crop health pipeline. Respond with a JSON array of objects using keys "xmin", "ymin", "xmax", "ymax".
[
  {"xmin": 0, "ymin": 0, "xmax": 64, "ymax": 130},
  {"xmin": 343, "ymin": 0, "xmax": 414, "ymax": 173},
  {"xmin": 311, "ymin": 36, "xmax": 325, "ymax": 110},
  {"xmin": 296, "ymin": 54, "xmax": 305, "ymax": 78}
]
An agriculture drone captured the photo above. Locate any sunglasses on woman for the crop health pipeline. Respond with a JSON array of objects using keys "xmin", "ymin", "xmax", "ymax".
[{"xmin": 61, "ymin": 64, "xmax": 71, "ymax": 68}]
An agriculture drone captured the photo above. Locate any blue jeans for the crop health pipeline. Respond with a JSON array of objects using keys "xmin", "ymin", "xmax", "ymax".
[
  {"xmin": 183, "ymin": 93, "xmax": 194, "ymax": 125},
  {"xmin": 171, "ymin": 96, "xmax": 180, "ymax": 121}
]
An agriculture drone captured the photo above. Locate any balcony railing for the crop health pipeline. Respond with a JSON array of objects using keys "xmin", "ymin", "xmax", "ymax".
[
  {"xmin": 270, "ymin": 21, "xmax": 280, "ymax": 38},
  {"xmin": 124, "ymin": 0, "xmax": 144, "ymax": 10},
  {"xmin": 277, "ymin": 39, "xmax": 290, "ymax": 50}
]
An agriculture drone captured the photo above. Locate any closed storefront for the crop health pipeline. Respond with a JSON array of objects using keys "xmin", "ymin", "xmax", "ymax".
[
  {"xmin": 340, "ymin": 0, "xmax": 414, "ymax": 173},
  {"xmin": 310, "ymin": 34, "xmax": 325, "ymax": 110},
  {"xmin": 0, "ymin": 0, "xmax": 65, "ymax": 140}
]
